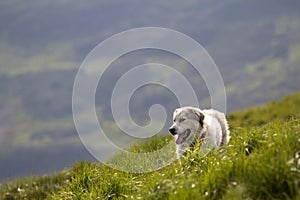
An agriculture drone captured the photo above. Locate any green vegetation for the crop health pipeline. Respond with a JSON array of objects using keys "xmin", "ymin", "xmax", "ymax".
[
  {"xmin": 228, "ymin": 92, "xmax": 300, "ymax": 128},
  {"xmin": 0, "ymin": 171, "xmax": 71, "ymax": 200},
  {"xmin": 1, "ymin": 0, "xmax": 300, "ymax": 181},
  {"xmin": 1, "ymin": 93, "xmax": 300, "ymax": 199}
]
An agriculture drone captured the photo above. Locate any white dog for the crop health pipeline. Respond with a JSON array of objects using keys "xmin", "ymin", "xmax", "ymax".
[{"xmin": 169, "ymin": 106, "xmax": 230, "ymax": 159}]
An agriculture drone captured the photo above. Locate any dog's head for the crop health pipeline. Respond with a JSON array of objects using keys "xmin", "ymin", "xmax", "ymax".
[{"xmin": 169, "ymin": 107, "xmax": 204, "ymax": 145}]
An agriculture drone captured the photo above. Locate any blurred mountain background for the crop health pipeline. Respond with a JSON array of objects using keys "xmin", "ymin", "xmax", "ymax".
[{"xmin": 0, "ymin": 0, "xmax": 300, "ymax": 181}]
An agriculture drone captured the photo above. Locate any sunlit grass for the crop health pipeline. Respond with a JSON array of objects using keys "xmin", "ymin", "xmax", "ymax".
[
  {"xmin": 1, "ymin": 93, "xmax": 300, "ymax": 199},
  {"xmin": 48, "ymin": 118, "xmax": 299, "ymax": 200}
]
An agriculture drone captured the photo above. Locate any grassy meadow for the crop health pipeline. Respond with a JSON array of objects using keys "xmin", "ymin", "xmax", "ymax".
[{"xmin": 1, "ymin": 93, "xmax": 300, "ymax": 200}]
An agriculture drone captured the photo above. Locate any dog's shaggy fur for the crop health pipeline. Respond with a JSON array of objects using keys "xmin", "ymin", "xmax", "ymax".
[{"xmin": 169, "ymin": 106, "xmax": 230, "ymax": 159}]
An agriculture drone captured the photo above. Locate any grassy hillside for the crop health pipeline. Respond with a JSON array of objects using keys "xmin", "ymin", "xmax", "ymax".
[
  {"xmin": 228, "ymin": 92, "xmax": 300, "ymax": 128},
  {"xmin": 1, "ymin": 0, "xmax": 300, "ymax": 181},
  {"xmin": 1, "ymin": 93, "xmax": 300, "ymax": 200}
]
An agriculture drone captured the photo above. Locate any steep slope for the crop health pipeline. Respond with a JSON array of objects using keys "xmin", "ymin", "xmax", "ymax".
[
  {"xmin": 1, "ymin": 0, "xmax": 300, "ymax": 181},
  {"xmin": 0, "ymin": 92, "xmax": 299, "ymax": 200}
]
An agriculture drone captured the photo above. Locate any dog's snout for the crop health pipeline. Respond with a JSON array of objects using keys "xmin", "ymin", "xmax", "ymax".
[{"xmin": 169, "ymin": 127, "xmax": 176, "ymax": 135}]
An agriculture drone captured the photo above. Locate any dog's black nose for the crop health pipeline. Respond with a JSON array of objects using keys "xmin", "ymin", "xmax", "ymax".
[{"xmin": 169, "ymin": 127, "xmax": 176, "ymax": 135}]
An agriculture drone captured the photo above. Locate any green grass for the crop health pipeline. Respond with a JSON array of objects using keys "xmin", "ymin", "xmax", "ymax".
[
  {"xmin": 1, "ymin": 93, "xmax": 300, "ymax": 200},
  {"xmin": 0, "ymin": 171, "xmax": 71, "ymax": 200},
  {"xmin": 227, "ymin": 92, "xmax": 300, "ymax": 128}
]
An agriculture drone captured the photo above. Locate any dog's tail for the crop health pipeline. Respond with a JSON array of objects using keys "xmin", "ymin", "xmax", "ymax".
[{"xmin": 203, "ymin": 109, "xmax": 230, "ymax": 146}]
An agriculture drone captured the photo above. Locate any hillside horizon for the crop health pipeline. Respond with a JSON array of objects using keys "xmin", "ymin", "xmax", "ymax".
[
  {"xmin": 0, "ymin": 0, "xmax": 300, "ymax": 181},
  {"xmin": 1, "ymin": 92, "xmax": 299, "ymax": 199}
]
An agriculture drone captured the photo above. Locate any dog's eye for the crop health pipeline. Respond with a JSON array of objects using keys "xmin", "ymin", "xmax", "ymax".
[{"xmin": 179, "ymin": 118, "xmax": 185, "ymax": 122}]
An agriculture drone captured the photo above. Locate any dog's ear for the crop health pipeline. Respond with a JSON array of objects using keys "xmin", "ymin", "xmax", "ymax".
[{"xmin": 192, "ymin": 110, "xmax": 204, "ymax": 127}]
